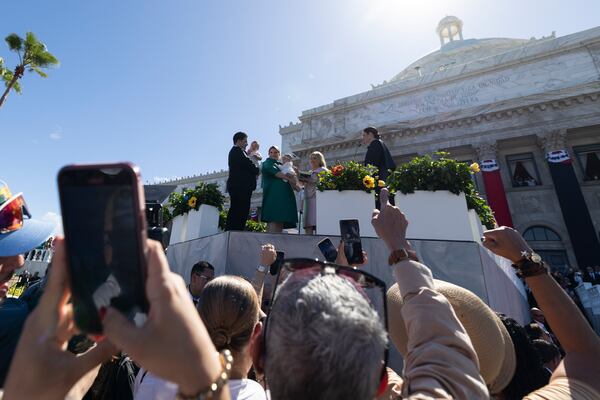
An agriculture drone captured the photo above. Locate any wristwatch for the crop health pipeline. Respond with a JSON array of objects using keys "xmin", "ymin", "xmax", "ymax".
[
  {"xmin": 257, "ymin": 265, "xmax": 267, "ymax": 273},
  {"xmin": 512, "ymin": 251, "xmax": 548, "ymax": 278}
]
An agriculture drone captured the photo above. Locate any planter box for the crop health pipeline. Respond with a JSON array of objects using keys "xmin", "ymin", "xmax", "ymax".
[
  {"xmin": 169, "ymin": 205, "xmax": 220, "ymax": 245},
  {"xmin": 468, "ymin": 209, "xmax": 485, "ymax": 242},
  {"xmin": 395, "ymin": 191, "xmax": 474, "ymax": 241},
  {"xmin": 316, "ymin": 190, "xmax": 377, "ymax": 237}
]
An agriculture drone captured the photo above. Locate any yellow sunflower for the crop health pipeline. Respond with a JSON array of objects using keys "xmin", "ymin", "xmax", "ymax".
[
  {"xmin": 363, "ymin": 175, "xmax": 375, "ymax": 189},
  {"xmin": 188, "ymin": 196, "xmax": 197, "ymax": 208},
  {"xmin": 469, "ymin": 162, "xmax": 480, "ymax": 173}
]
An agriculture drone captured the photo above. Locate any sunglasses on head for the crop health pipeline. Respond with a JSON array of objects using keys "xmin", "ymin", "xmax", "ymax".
[
  {"xmin": 262, "ymin": 258, "xmax": 389, "ymax": 394},
  {"xmin": 0, "ymin": 193, "xmax": 31, "ymax": 234}
]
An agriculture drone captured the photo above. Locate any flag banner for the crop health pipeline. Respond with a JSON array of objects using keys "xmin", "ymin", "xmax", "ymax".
[
  {"xmin": 480, "ymin": 159, "xmax": 500, "ymax": 172},
  {"xmin": 546, "ymin": 150, "xmax": 571, "ymax": 164},
  {"xmin": 480, "ymin": 159, "xmax": 513, "ymax": 227},
  {"xmin": 546, "ymin": 150, "xmax": 600, "ymax": 267}
]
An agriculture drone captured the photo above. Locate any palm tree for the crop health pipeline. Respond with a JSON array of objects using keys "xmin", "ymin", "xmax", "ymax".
[{"xmin": 0, "ymin": 32, "xmax": 59, "ymax": 109}]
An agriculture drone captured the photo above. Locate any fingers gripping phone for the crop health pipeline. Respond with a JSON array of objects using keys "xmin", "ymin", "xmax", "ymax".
[
  {"xmin": 58, "ymin": 163, "xmax": 149, "ymax": 334},
  {"xmin": 340, "ymin": 219, "xmax": 364, "ymax": 265},
  {"xmin": 270, "ymin": 251, "xmax": 285, "ymax": 276},
  {"xmin": 317, "ymin": 238, "xmax": 338, "ymax": 262}
]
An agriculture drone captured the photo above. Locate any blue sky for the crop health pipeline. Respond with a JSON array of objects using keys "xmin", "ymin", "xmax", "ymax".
[{"xmin": 2, "ymin": 0, "xmax": 599, "ymax": 225}]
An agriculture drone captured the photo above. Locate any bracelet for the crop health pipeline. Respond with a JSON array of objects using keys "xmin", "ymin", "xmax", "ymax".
[
  {"xmin": 511, "ymin": 259, "xmax": 549, "ymax": 278},
  {"xmin": 175, "ymin": 349, "xmax": 233, "ymax": 400},
  {"xmin": 257, "ymin": 265, "xmax": 267, "ymax": 273},
  {"xmin": 388, "ymin": 249, "xmax": 419, "ymax": 265}
]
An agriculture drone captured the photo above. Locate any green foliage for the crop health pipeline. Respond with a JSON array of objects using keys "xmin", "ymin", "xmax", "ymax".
[
  {"xmin": 387, "ymin": 152, "xmax": 496, "ymax": 229},
  {"xmin": 218, "ymin": 210, "xmax": 227, "ymax": 231},
  {"xmin": 164, "ymin": 183, "xmax": 225, "ymax": 222},
  {"xmin": 0, "ymin": 32, "xmax": 59, "ymax": 107},
  {"xmin": 5, "ymin": 34, "xmax": 22, "ymax": 51},
  {"xmin": 245, "ymin": 219, "xmax": 267, "ymax": 232},
  {"xmin": 218, "ymin": 209, "xmax": 266, "ymax": 232},
  {"xmin": 317, "ymin": 161, "xmax": 379, "ymax": 192}
]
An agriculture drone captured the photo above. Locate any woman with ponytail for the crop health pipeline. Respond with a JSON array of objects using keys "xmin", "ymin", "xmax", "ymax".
[{"xmin": 198, "ymin": 276, "xmax": 266, "ymax": 400}]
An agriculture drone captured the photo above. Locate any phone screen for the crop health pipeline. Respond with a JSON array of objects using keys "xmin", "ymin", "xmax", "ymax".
[
  {"xmin": 59, "ymin": 166, "xmax": 148, "ymax": 334},
  {"xmin": 340, "ymin": 219, "xmax": 364, "ymax": 265},
  {"xmin": 317, "ymin": 238, "xmax": 338, "ymax": 262},
  {"xmin": 270, "ymin": 251, "xmax": 285, "ymax": 276}
]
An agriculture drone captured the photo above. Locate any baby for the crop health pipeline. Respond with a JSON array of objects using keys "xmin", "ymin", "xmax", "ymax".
[
  {"xmin": 280, "ymin": 154, "xmax": 302, "ymax": 191},
  {"xmin": 246, "ymin": 140, "xmax": 262, "ymax": 167}
]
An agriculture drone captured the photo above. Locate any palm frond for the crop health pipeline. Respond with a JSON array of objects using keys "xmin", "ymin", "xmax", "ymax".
[
  {"xmin": 5, "ymin": 33, "xmax": 23, "ymax": 51},
  {"xmin": 29, "ymin": 66, "xmax": 48, "ymax": 78}
]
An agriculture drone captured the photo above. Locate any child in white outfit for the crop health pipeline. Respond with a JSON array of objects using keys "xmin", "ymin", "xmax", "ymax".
[{"xmin": 280, "ymin": 154, "xmax": 302, "ymax": 191}]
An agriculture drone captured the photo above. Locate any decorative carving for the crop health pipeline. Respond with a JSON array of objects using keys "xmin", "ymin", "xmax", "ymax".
[
  {"xmin": 537, "ymin": 129, "xmax": 567, "ymax": 153},
  {"xmin": 476, "ymin": 142, "xmax": 498, "ymax": 160}
]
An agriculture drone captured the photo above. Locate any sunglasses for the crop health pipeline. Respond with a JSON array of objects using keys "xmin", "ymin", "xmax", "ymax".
[
  {"xmin": 0, "ymin": 193, "xmax": 31, "ymax": 234},
  {"xmin": 262, "ymin": 258, "xmax": 389, "ymax": 392}
]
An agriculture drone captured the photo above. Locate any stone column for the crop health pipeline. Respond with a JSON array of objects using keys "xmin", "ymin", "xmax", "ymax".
[
  {"xmin": 538, "ymin": 130, "xmax": 600, "ymax": 267},
  {"xmin": 476, "ymin": 141, "xmax": 514, "ymax": 227}
]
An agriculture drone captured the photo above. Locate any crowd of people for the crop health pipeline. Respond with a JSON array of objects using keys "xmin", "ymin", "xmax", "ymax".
[{"xmin": 1, "ymin": 170, "xmax": 600, "ymax": 400}]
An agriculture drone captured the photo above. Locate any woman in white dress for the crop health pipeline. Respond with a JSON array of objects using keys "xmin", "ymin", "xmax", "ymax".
[{"xmin": 299, "ymin": 151, "xmax": 328, "ymax": 235}]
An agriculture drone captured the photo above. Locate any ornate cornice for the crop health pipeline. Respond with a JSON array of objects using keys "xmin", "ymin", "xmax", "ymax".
[{"xmin": 291, "ymin": 90, "xmax": 600, "ymax": 156}]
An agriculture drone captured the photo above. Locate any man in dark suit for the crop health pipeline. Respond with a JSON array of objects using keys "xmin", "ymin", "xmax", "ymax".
[
  {"xmin": 362, "ymin": 126, "xmax": 396, "ymax": 208},
  {"xmin": 226, "ymin": 131, "xmax": 259, "ymax": 231}
]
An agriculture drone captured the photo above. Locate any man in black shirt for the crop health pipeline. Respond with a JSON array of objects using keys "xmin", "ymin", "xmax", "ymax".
[
  {"xmin": 226, "ymin": 131, "xmax": 260, "ymax": 231},
  {"xmin": 362, "ymin": 126, "xmax": 396, "ymax": 208}
]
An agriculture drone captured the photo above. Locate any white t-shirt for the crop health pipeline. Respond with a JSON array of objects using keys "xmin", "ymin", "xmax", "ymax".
[
  {"xmin": 133, "ymin": 372, "xmax": 266, "ymax": 400},
  {"xmin": 133, "ymin": 369, "xmax": 178, "ymax": 400},
  {"xmin": 229, "ymin": 379, "xmax": 267, "ymax": 400}
]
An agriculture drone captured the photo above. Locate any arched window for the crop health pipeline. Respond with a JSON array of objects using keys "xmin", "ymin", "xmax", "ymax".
[{"xmin": 523, "ymin": 226, "xmax": 561, "ymax": 241}]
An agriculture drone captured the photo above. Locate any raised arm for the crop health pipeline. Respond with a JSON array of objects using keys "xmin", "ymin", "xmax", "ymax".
[
  {"xmin": 372, "ymin": 189, "xmax": 488, "ymax": 399},
  {"xmin": 482, "ymin": 227, "xmax": 600, "ymax": 394},
  {"xmin": 251, "ymin": 244, "xmax": 277, "ymax": 305}
]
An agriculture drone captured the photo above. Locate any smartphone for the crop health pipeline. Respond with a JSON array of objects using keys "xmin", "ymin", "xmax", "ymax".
[
  {"xmin": 317, "ymin": 237, "xmax": 338, "ymax": 262},
  {"xmin": 270, "ymin": 251, "xmax": 285, "ymax": 276},
  {"xmin": 58, "ymin": 163, "xmax": 149, "ymax": 334},
  {"xmin": 339, "ymin": 219, "xmax": 364, "ymax": 265}
]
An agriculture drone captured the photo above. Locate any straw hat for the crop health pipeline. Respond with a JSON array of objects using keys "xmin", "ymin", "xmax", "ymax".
[{"xmin": 386, "ymin": 280, "xmax": 516, "ymax": 394}]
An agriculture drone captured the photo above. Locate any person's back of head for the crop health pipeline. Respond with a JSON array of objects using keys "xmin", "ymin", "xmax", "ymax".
[
  {"xmin": 525, "ymin": 323, "xmax": 547, "ymax": 341},
  {"xmin": 265, "ymin": 273, "xmax": 387, "ymax": 400},
  {"xmin": 198, "ymin": 275, "xmax": 259, "ymax": 353},
  {"xmin": 532, "ymin": 339, "xmax": 561, "ymax": 371},
  {"xmin": 498, "ymin": 314, "xmax": 549, "ymax": 399}
]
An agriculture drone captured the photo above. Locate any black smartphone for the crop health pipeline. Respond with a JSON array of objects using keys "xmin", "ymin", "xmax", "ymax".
[
  {"xmin": 270, "ymin": 251, "xmax": 285, "ymax": 276},
  {"xmin": 58, "ymin": 163, "xmax": 149, "ymax": 334},
  {"xmin": 317, "ymin": 237, "xmax": 338, "ymax": 262},
  {"xmin": 339, "ymin": 219, "xmax": 364, "ymax": 265}
]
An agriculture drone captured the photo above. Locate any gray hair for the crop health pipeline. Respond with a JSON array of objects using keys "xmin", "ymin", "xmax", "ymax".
[{"xmin": 265, "ymin": 273, "xmax": 387, "ymax": 400}]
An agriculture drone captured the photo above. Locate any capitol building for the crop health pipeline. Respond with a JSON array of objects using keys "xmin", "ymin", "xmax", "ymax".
[{"xmin": 147, "ymin": 16, "xmax": 600, "ymax": 271}]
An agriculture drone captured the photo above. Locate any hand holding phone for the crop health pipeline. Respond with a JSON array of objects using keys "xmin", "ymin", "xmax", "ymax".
[
  {"xmin": 340, "ymin": 219, "xmax": 364, "ymax": 265},
  {"xmin": 58, "ymin": 163, "xmax": 149, "ymax": 334}
]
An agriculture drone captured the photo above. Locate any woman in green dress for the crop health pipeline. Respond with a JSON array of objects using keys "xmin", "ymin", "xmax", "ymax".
[{"xmin": 261, "ymin": 146, "xmax": 298, "ymax": 233}]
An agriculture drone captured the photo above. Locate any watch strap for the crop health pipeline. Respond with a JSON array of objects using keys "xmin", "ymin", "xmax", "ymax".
[{"xmin": 257, "ymin": 265, "xmax": 267, "ymax": 273}]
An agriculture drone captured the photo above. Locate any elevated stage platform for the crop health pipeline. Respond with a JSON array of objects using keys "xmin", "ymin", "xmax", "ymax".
[
  {"xmin": 167, "ymin": 231, "xmax": 529, "ymax": 371},
  {"xmin": 167, "ymin": 231, "xmax": 529, "ymax": 324}
]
